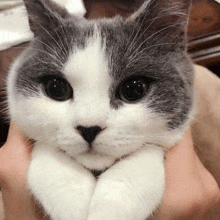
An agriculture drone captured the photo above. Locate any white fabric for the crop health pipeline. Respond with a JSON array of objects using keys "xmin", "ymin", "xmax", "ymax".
[
  {"xmin": 0, "ymin": 0, "xmax": 86, "ymax": 51},
  {"xmin": 0, "ymin": 5, "xmax": 33, "ymax": 51},
  {"xmin": 0, "ymin": 0, "xmax": 23, "ymax": 10},
  {"xmin": 52, "ymin": 0, "xmax": 86, "ymax": 16}
]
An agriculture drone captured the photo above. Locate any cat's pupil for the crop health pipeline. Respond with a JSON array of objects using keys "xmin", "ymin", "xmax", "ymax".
[
  {"xmin": 43, "ymin": 76, "xmax": 73, "ymax": 101},
  {"xmin": 119, "ymin": 78, "xmax": 148, "ymax": 102}
]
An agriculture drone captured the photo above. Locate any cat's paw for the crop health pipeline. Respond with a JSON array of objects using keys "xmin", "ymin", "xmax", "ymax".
[
  {"xmin": 28, "ymin": 146, "xmax": 96, "ymax": 220},
  {"xmin": 87, "ymin": 184, "xmax": 142, "ymax": 220},
  {"xmin": 87, "ymin": 178, "xmax": 159, "ymax": 220},
  {"xmin": 88, "ymin": 147, "xmax": 165, "ymax": 220}
]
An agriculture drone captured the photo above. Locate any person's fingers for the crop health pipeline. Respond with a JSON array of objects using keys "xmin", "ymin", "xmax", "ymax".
[
  {"xmin": 0, "ymin": 122, "xmax": 43, "ymax": 219},
  {"xmin": 193, "ymin": 149, "xmax": 220, "ymax": 212},
  {"xmin": 152, "ymin": 129, "xmax": 220, "ymax": 219},
  {"xmin": 0, "ymin": 122, "xmax": 32, "ymax": 187}
]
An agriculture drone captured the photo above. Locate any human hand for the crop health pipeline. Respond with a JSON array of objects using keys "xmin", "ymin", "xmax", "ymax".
[
  {"xmin": 151, "ymin": 129, "xmax": 220, "ymax": 220},
  {"xmin": 0, "ymin": 122, "xmax": 45, "ymax": 220},
  {"xmin": 0, "ymin": 123, "xmax": 219, "ymax": 220}
]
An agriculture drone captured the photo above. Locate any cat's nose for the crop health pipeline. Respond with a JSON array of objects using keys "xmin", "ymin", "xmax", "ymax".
[{"xmin": 76, "ymin": 126, "xmax": 102, "ymax": 144}]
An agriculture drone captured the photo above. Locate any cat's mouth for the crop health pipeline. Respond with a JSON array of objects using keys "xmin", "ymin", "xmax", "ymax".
[
  {"xmin": 85, "ymin": 145, "xmax": 97, "ymax": 154},
  {"xmin": 91, "ymin": 169, "xmax": 105, "ymax": 179},
  {"xmin": 59, "ymin": 147, "xmax": 115, "ymax": 170}
]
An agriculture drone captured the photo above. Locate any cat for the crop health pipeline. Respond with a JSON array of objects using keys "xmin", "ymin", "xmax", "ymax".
[{"xmin": 6, "ymin": 0, "xmax": 195, "ymax": 219}]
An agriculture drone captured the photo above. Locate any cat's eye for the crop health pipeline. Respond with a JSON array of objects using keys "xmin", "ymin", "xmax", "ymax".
[
  {"xmin": 118, "ymin": 77, "xmax": 148, "ymax": 102},
  {"xmin": 42, "ymin": 76, "xmax": 73, "ymax": 101}
]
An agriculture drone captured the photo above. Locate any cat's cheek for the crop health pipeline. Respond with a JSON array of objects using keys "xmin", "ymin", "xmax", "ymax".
[{"xmin": 9, "ymin": 94, "xmax": 72, "ymax": 140}]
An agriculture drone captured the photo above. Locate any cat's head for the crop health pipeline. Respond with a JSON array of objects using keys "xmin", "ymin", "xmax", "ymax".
[{"xmin": 7, "ymin": 0, "xmax": 194, "ymax": 170}]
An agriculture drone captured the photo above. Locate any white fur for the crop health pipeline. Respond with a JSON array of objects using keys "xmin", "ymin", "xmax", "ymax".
[
  {"xmin": 28, "ymin": 145, "xmax": 96, "ymax": 220},
  {"xmin": 88, "ymin": 146, "xmax": 165, "ymax": 220},
  {"xmin": 7, "ymin": 30, "xmax": 189, "ymax": 220},
  {"xmin": 64, "ymin": 32, "xmax": 111, "ymax": 129}
]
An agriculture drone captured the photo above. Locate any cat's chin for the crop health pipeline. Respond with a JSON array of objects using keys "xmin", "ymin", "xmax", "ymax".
[{"xmin": 75, "ymin": 153, "xmax": 116, "ymax": 171}]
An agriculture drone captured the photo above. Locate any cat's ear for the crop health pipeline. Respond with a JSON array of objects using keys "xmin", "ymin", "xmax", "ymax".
[
  {"xmin": 127, "ymin": 0, "xmax": 192, "ymax": 48},
  {"xmin": 23, "ymin": 0, "xmax": 72, "ymax": 37}
]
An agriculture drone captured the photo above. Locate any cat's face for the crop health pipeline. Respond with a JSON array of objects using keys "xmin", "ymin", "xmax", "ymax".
[{"xmin": 7, "ymin": 0, "xmax": 194, "ymax": 170}]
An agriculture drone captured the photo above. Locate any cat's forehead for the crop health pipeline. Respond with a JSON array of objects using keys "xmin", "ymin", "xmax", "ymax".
[{"xmin": 64, "ymin": 28, "xmax": 111, "ymax": 94}]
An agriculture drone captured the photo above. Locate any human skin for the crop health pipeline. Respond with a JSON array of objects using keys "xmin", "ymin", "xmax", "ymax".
[
  {"xmin": 152, "ymin": 129, "xmax": 220, "ymax": 220},
  {"xmin": 0, "ymin": 122, "xmax": 40, "ymax": 220},
  {"xmin": 0, "ymin": 122, "xmax": 219, "ymax": 220}
]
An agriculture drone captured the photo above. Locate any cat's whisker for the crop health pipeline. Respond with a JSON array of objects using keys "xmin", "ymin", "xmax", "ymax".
[
  {"xmin": 35, "ymin": 38, "xmax": 61, "ymax": 59},
  {"xmin": 60, "ymin": 25, "xmax": 71, "ymax": 56},
  {"xmin": 127, "ymin": 43, "xmax": 177, "ymax": 67},
  {"xmin": 0, "ymin": 109, "xmax": 10, "ymax": 124},
  {"xmin": 128, "ymin": 21, "xmax": 186, "ymax": 64},
  {"xmin": 33, "ymin": 131, "xmax": 58, "ymax": 145},
  {"xmin": 31, "ymin": 18, "xmax": 66, "ymax": 60},
  {"xmin": 18, "ymin": 61, "xmax": 45, "ymax": 72},
  {"xmin": 6, "ymin": 45, "xmax": 62, "ymax": 67},
  {"xmin": 0, "ymin": 88, "xmax": 9, "ymax": 116},
  {"xmin": 46, "ymin": 16, "xmax": 69, "ymax": 59},
  {"xmin": 125, "ymin": 6, "xmax": 149, "ymax": 55},
  {"xmin": 126, "ymin": 2, "xmax": 175, "ymax": 55},
  {"xmin": 24, "ymin": 138, "xmax": 36, "ymax": 148},
  {"xmin": 126, "ymin": 2, "xmax": 164, "ymax": 55},
  {"xmin": 30, "ymin": 48, "xmax": 63, "ymax": 67},
  {"xmin": 1, "ymin": 77, "xmax": 8, "ymax": 86},
  {"xmin": 0, "ymin": 102, "xmax": 8, "ymax": 114},
  {"xmin": 34, "ymin": 57, "xmax": 62, "ymax": 70}
]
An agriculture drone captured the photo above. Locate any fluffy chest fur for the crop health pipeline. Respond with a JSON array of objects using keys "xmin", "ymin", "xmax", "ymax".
[{"xmin": 7, "ymin": 0, "xmax": 195, "ymax": 219}]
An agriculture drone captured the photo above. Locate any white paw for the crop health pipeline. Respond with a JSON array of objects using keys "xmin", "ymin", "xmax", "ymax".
[
  {"xmin": 88, "ymin": 147, "xmax": 165, "ymax": 220},
  {"xmin": 28, "ymin": 146, "xmax": 96, "ymax": 220}
]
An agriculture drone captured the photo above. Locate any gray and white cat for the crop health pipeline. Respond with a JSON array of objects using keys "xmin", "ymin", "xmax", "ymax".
[{"xmin": 7, "ymin": 0, "xmax": 195, "ymax": 219}]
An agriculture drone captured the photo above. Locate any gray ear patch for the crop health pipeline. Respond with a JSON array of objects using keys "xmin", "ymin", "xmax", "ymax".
[{"xmin": 23, "ymin": 0, "xmax": 71, "ymax": 37}]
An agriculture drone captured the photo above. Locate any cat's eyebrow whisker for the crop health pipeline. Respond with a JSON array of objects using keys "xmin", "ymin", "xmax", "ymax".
[
  {"xmin": 126, "ymin": 2, "xmax": 164, "ymax": 55},
  {"xmin": 33, "ymin": 131, "xmax": 58, "ymax": 145},
  {"xmin": 34, "ymin": 57, "xmax": 62, "ymax": 69},
  {"xmin": 161, "ymin": 3, "xmax": 188, "ymax": 17},
  {"xmin": 24, "ymin": 138, "xmax": 36, "ymax": 148},
  {"xmin": 126, "ymin": 3, "xmax": 173, "ymax": 55},
  {"xmin": 46, "ymin": 16, "xmax": 69, "ymax": 59},
  {"xmin": 9, "ymin": 46, "xmax": 63, "ymax": 68},
  {"xmin": 125, "ymin": 6, "xmax": 150, "ymax": 55},
  {"xmin": 127, "ymin": 43, "xmax": 177, "ymax": 68},
  {"xmin": 19, "ymin": 61, "xmax": 46, "ymax": 72},
  {"xmin": 60, "ymin": 25, "xmax": 71, "ymax": 56},
  {"xmin": 35, "ymin": 38, "xmax": 61, "ymax": 59},
  {"xmin": 132, "ymin": 4, "xmax": 187, "ymax": 47},
  {"xmin": 128, "ymin": 21, "xmax": 186, "ymax": 62},
  {"xmin": 31, "ymin": 48, "xmax": 63, "ymax": 67},
  {"xmin": 31, "ymin": 18, "xmax": 66, "ymax": 60}
]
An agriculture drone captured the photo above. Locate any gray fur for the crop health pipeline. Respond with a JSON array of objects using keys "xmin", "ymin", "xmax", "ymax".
[{"xmin": 14, "ymin": 0, "xmax": 193, "ymax": 130}]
